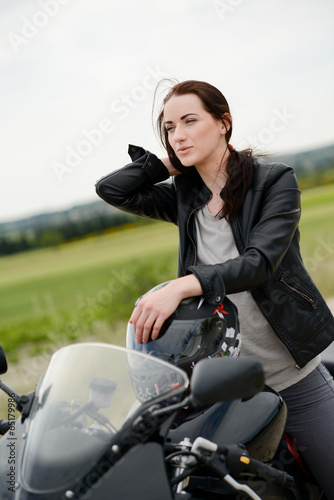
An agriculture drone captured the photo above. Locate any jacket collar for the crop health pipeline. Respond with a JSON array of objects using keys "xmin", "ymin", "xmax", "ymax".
[{"xmin": 175, "ymin": 168, "xmax": 212, "ymax": 210}]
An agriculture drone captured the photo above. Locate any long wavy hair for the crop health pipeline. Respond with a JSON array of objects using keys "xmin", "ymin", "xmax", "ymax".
[{"xmin": 155, "ymin": 80, "xmax": 254, "ymax": 221}]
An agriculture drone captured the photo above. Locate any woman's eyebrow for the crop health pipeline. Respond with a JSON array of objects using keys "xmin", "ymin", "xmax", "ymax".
[{"xmin": 164, "ymin": 112, "xmax": 199, "ymax": 125}]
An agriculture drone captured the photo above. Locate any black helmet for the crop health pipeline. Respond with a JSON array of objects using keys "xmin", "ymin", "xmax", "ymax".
[{"xmin": 126, "ymin": 283, "xmax": 241, "ymax": 377}]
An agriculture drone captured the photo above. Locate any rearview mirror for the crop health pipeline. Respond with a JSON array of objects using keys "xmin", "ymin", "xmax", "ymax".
[
  {"xmin": 0, "ymin": 346, "xmax": 8, "ymax": 375},
  {"xmin": 190, "ymin": 356, "xmax": 264, "ymax": 407}
]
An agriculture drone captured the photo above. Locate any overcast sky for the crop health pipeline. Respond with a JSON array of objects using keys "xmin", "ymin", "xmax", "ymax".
[{"xmin": 0, "ymin": 0, "xmax": 333, "ymax": 223}]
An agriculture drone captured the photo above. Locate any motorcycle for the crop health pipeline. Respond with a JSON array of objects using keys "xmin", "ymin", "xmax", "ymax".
[{"xmin": 0, "ymin": 341, "xmax": 331, "ymax": 500}]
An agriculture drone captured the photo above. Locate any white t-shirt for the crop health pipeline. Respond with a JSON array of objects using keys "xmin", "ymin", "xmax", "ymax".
[{"xmin": 194, "ymin": 204, "xmax": 320, "ymax": 392}]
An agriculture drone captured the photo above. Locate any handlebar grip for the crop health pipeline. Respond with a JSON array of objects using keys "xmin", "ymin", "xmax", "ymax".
[
  {"xmin": 0, "ymin": 420, "xmax": 11, "ymax": 435},
  {"xmin": 245, "ymin": 456, "xmax": 294, "ymax": 489}
]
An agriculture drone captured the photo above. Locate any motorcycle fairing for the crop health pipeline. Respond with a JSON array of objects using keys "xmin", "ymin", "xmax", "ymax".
[
  {"xmin": 168, "ymin": 386, "xmax": 286, "ymax": 463},
  {"xmin": 87, "ymin": 440, "xmax": 174, "ymax": 500}
]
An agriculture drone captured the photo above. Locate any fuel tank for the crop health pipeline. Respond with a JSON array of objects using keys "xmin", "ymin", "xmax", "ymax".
[{"xmin": 168, "ymin": 386, "xmax": 286, "ymax": 463}]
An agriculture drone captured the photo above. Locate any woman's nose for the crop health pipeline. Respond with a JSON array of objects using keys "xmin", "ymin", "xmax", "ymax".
[{"xmin": 173, "ymin": 125, "xmax": 186, "ymax": 142}]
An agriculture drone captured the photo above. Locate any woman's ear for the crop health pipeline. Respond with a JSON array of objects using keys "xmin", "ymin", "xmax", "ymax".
[{"xmin": 221, "ymin": 113, "xmax": 232, "ymax": 135}]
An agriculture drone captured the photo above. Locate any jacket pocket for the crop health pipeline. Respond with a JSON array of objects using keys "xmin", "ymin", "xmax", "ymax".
[{"xmin": 277, "ymin": 272, "xmax": 317, "ymax": 310}]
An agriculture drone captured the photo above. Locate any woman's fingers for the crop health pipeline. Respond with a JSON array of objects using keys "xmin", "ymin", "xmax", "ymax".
[
  {"xmin": 130, "ymin": 295, "xmax": 174, "ymax": 343},
  {"xmin": 129, "ymin": 276, "xmax": 202, "ymax": 343},
  {"xmin": 136, "ymin": 309, "xmax": 169, "ymax": 343},
  {"xmin": 151, "ymin": 317, "xmax": 165, "ymax": 341},
  {"xmin": 130, "ymin": 301, "xmax": 156, "ymax": 343}
]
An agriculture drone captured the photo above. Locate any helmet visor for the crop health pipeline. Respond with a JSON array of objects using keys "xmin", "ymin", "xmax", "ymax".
[{"xmin": 126, "ymin": 316, "xmax": 230, "ymax": 372}]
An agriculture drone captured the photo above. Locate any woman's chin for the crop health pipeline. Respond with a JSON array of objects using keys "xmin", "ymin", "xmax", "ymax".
[{"xmin": 179, "ymin": 159, "xmax": 196, "ymax": 168}]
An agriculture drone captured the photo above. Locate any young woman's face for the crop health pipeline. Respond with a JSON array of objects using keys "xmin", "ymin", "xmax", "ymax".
[{"xmin": 163, "ymin": 93, "xmax": 229, "ymax": 169}]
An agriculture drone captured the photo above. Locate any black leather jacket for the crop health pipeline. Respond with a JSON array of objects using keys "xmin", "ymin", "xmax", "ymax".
[{"xmin": 96, "ymin": 145, "xmax": 334, "ymax": 368}]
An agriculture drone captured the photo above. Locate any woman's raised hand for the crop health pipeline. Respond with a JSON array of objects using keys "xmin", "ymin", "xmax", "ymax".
[{"xmin": 160, "ymin": 157, "xmax": 181, "ymax": 177}]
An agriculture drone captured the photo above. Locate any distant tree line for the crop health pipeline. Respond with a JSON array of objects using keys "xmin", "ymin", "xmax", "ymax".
[
  {"xmin": 296, "ymin": 167, "xmax": 334, "ymax": 190},
  {"xmin": 0, "ymin": 211, "xmax": 151, "ymax": 257},
  {"xmin": 0, "ymin": 166, "xmax": 333, "ymax": 257}
]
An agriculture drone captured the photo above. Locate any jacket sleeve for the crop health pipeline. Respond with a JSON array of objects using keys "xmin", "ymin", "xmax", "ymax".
[
  {"xmin": 95, "ymin": 145, "xmax": 178, "ymax": 224},
  {"xmin": 188, "ymin": 163, "xmax": 302, "ymax": 304}
]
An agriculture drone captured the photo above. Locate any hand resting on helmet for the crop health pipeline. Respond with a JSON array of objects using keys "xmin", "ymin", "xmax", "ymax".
[{"xmin": 129, "ymin": 275, "xmax": 202, "ymax": 343}]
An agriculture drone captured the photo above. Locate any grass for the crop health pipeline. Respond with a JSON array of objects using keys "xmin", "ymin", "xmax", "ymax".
[
  {"xmin": 0, "ymin": 183, "xmax": 333, "ymax": 364},
  {"xmin": 298, "ymin": 184, "xmax": 334, "ymax": 298},
  {"xmin": 0, "ymin": 222, "xmax": 179, "ymax": 360},
  {"xmin": 300, "ymin": 182, "xmax": 334, "ymax": 209},
  {"xmin": 0, "ymin": 223, "xmax": 178, "ymax": 322}
]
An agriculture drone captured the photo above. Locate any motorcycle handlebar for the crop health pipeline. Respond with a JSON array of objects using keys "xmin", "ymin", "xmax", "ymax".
[
  {"xmin": 238, "ymin": 455, "xmax": 294, "ymax": 489},
  {"xmin": 191, "ymin": 439, "xmax": 294, "ymax": 490},
  {"xmin": 0, "ymin": 420, "xmax": 11, "ymax": 435},
  {"xmin": 212, "ymin": 443, "xmax": 294, "ymax": 490}
]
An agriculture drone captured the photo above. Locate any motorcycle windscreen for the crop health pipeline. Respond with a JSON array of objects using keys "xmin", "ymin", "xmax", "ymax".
[{"xmin": 20, "ymin": 343, "xmax": 188, "ymax": 493}]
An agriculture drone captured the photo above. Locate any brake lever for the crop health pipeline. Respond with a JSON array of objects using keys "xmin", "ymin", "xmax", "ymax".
[
  {"xmin": 223, "ymin": 474, "xmax": 262, "ymax": 500},
  {"xmin": 189, "ymin": 438, "xmax": 262, "ymax": 499}
]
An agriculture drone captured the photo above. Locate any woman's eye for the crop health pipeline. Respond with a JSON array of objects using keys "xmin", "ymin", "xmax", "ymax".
[{"xmin": 165, "ymin": 119, "xmax": 196, "ymax": 133}]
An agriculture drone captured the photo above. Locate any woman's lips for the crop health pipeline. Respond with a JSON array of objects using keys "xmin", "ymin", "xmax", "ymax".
[{"xmin": 177, "ymin": 146, "xmax": 192, "ymax": 155}]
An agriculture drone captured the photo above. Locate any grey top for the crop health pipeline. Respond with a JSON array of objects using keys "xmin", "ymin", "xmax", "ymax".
[{"xmin": 195, "ymin": 204, "xmax": 320, "ymax": 392}]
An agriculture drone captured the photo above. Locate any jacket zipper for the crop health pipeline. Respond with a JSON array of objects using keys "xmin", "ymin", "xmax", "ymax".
[
  {"xmin": 280, "ymin": 277, "xmax": 316, "ymax": 309},
  {"xmin": 230, "ymin": 216, "xmax": 244, "ymax": 255},
  {"xmin": 186, "ymin": 207, "xmax": 199, "ymax": 267}
]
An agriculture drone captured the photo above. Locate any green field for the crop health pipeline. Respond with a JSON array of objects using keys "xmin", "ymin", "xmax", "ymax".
[
  {"xmin": 0, "ymin": 222, "xmax": 179, "ymax": 360},
  {"xmin": 0, "ymin": 183, "xmax": 333, "ymax": 364}
]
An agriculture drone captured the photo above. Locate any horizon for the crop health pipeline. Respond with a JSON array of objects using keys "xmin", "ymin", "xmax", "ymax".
[{"xmin": 1, "ymin": 140, "xmax": 333, "ymax": 225}]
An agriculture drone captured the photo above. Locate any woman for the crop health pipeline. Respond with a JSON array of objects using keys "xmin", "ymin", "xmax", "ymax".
[{"xmin": 96, "ymin": 80, "xmax": 334, "ymax": 496}]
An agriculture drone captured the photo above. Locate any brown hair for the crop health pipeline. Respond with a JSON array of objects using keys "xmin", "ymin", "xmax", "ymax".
[{"xmin": 155, "ymin": 80, "xmax": 254, "ymax": 221}]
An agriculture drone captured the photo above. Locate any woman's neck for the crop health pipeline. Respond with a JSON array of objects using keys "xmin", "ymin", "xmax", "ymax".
[{"xmin": 195, "ymin": 147, "xmax": 230, "ymax": 195}]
